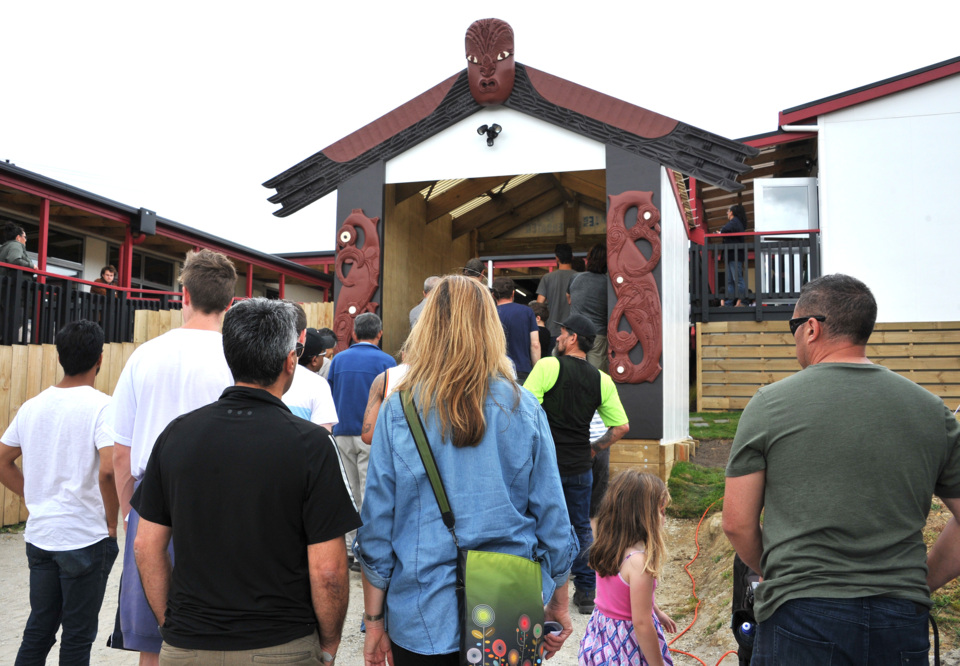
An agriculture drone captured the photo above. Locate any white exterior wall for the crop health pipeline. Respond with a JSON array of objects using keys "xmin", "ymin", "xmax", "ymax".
[
  {"xmin": 660, "ymin": 169, "xmax": 689, "ymax": 445},
  {"xmin": 386, "ymin": 108, "xmax": 605, "ymax": 182},
  {"xmin": 281, "ymin": 283, "xmax": 326, "ymax": 303},
  {"xmin": 818, "ymin": 75, "xmax": 960, "ymax": 322}
]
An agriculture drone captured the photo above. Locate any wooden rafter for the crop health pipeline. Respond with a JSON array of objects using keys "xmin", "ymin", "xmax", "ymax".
[
  {"xmin": 451, "ymin": 174, "xmax": 555, "ymax": 239},
  {"xmin": 425, "ymin": 175, "xmax": 514, "ymax": 223}
]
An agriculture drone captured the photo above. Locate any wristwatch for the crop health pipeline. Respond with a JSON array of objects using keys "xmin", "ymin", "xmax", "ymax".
[{"xmin": 321, "ymin": 650, "xmax": 336, "ymax": 663}]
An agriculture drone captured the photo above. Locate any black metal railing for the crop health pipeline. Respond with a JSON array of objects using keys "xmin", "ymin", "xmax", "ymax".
[
  {"xmin": 690, "ymin": 229, "xmax": 820, "ymax": 323},
  {"xmin": 1, "ymin": 265, "xmax": 182, "ymax": 346}
]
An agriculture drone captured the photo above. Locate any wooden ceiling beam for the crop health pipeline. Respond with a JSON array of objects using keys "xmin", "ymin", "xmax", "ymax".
[
  {"xmin": 425, "ymin": 175, "xmax": 514, "ymax": 222},
  {"xmin": 451, "ymin": 175, "xmax": 555, "ymax": 239},
  {"xmin": 479, "ymin": 236, "xmax": 596, "ymax": 256},
  {"xmin": 558, "ymin": 171, "xmax": 606, "ymax": 203},
  {"xmin": 576, "ymin": 194, "xmax": 607, "ymax": 213},
  {"xmin": 393, "ymin": 181, "xmax": 433, "ymax": 205},
  {"xmin": 479, "ymin": 190, "xmax": 566, "ymax": 241}
]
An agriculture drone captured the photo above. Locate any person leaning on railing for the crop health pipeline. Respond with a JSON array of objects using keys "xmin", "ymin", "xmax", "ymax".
[{"xmin": 0, "ymin": 222, "xmax": 36, "ymax": 277}]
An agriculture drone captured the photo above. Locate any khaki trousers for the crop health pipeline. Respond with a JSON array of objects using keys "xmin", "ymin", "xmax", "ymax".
[{"xmin": 159, "ymin": 632, "xmax": 323, "ymax": 664}]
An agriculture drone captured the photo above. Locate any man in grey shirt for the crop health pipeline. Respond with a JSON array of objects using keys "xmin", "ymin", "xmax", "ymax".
[
  {"xmin": 536, "ymin": 243, "xmax": 577, "ymax": 348},
  {"xmin": 408, "ymin": 276, "xmax": 440, "ymax": 330},
  {"xmin": 567, "ymin": 243, "xmax": 608, "ymax": 372}
]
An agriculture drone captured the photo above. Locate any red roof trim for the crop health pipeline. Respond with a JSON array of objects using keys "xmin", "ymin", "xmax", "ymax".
[
  {"xmin": 524, "ymin": 66, "xmax": 678, "ymax": 139},
  {"xmin": 321, "ymin": 73, "xmax": 461, "ymax": 163},
  {"xmin": 779, "ymin": 58, "xmax": 960, "ymax": 126},
  {"xmin": 744, "ymin": 131, "xmax": 818, "ymax": 149}
]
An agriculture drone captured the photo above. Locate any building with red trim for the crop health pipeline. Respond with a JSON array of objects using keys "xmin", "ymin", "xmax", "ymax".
[
  {"xmin": 690, "ymin": 55, "xmax": 960, "ymax": 323},
  {"xmin": 0, "ymin": 160, "xmax": 333, "ymax": 307}
]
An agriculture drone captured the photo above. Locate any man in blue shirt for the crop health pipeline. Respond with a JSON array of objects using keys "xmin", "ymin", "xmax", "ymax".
[
  {"xmin": 327, "ymin": 313, "xmax": 396, "ymax": 569},
  {"xmin": 494, "ymin": 277, "xmax": 540, "ymax": 382}
]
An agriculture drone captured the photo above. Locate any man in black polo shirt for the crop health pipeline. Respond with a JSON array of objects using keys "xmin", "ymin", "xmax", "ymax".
[
  {"xmin": 133, "ymin": 298, "xmax": 360, "ymax": 664},
  {"xmin": 524, "ymin": 314, "xmax": 630, "ymax": 615}
]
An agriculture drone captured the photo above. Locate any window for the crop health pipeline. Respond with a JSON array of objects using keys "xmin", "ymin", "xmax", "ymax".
[
  {"xmin": 0, "ymin": 217, "xmax": 85, "ymax": 277},
  {"xmin": 108, "ymin": 247, "xmax": 176, "ymax": 291}
]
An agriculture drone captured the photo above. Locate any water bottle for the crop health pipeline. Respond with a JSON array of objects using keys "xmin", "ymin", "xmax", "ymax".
[{"xmin": 738, "ymin": 621, "xmax": 755, "ymax": 647}]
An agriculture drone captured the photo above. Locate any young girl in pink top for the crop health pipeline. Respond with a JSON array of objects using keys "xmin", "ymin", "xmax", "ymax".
[{"xmin": 579, "ymin": 471, "xmax": 676, "ymax": 666}]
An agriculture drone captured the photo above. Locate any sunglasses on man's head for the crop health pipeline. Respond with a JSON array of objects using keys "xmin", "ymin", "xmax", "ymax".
[{"xmin": 789, "ymin": 315, "xmax": 826, "ymax": 336}]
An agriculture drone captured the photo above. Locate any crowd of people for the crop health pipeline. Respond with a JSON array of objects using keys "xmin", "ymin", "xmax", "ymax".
[{"xmin": 2, "ymin": 244, "xmax": 960, "ymax": 666}]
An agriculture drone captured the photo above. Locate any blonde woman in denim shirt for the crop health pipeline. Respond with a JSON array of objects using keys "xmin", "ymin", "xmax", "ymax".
[{"xmin": 356, "ymin": 275, "xmax": 579, "ymax": 666}]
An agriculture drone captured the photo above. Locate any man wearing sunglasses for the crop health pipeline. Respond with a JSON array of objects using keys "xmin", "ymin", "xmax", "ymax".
[{"xmin": 724, "ymin": 273, "xmax": 960, "ymax": 664}]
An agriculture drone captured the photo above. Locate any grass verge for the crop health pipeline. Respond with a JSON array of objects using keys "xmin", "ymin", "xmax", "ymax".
[
  {"xmin": 667, "ymin": 461, "xmax": 725, "ymax": 519},
  {"xmin": 689, "ymin": 411, "xmax": 742, "ymax": 440}
]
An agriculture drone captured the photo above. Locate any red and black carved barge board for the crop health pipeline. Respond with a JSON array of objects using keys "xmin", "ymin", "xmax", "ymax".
[{"xmin": 263, "ymin": 64, "xmax": 758, "ymax": 217}]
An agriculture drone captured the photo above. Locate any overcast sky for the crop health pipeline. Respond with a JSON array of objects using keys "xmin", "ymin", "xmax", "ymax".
[{"xmin": 3, "ymin": 1, "xmax": 956, "ymax": 254}]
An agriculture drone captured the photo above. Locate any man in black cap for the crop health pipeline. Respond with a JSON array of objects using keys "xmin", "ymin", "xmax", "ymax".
[{"xmin": 524, "ymin": 314, "xmax": 630, "ymax": 614}]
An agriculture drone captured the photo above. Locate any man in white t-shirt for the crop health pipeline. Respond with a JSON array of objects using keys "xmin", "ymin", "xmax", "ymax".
[
  {"xmin": 106, "ymin": 249, "xmax": 237, "ymax": 664},
  {"xmin": 283, "ymin": 313, "xmax": 338, "ymax": 431},
  {"xmin": 0, "ymin": 320, "xmax": 119, "ymax": 664}
]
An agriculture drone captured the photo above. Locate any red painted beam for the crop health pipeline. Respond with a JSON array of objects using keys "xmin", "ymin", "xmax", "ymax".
[
  {"xmin": 246, "ymin": 263, "xmax": 254, "ymax": 298},
  {"xmin": 279, "ymin": 274, "xmax": 285, "ymax": 300},
  {"xmin": 745, "ymin": 132, "xmax": 817, "ymax": 149},
  {"xmin": 0, "ymin": 173, "xmax": 131, "ymax": 223},
  {"xmin": 37, "ymin": 199, "xmax": 49, "ymax": 281}
]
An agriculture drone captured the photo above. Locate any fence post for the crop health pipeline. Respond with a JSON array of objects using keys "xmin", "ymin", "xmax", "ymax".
[
  {"xmin": 701, "ymin": 245, "xmax": 711, "ymax": 323},
  {"xmin": 809, "ymin": 231, "xmax": 820, "ymax": 281}
]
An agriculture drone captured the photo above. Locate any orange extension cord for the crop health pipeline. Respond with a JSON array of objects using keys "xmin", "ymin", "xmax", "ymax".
[{"xmin": 664, "ymin": 498, "xmax": 739, "ymax": 666}]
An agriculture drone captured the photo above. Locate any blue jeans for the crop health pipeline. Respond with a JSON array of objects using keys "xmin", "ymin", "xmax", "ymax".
[
  {"xmin": 725, "ymin": 260, "xmax": 747, "ymax": 301},
  {"xmin": 752, "ymin": 597, "xmax": 930, "ymax": 665},
  {"xmin": 17, "ymin": 536, "xmax": 119, "ymax": 666},
  {"xmin": 559, "ymin": 470, "xmax": 594, "ymax": 592}
]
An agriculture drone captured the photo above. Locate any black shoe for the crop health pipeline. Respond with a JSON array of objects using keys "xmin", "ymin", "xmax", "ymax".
[
  {"xmin": 573, "ymin": 587, "xmax": 595, "ymax": 614},
  {"xmin": 349, "ymin": 559, "xmax": 361, "ymax": 573}
]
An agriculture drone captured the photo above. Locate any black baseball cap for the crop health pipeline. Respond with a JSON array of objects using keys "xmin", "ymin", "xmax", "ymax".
[
  {"xmin": 555, "ymin": 314, "xmax": 596, "ymax": 342},
  {"xmin": 302, "ymin": 328, "xmax": 326, "ymax": 358}
]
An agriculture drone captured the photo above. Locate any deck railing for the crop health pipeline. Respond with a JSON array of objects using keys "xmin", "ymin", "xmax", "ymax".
[
  {"xmin": 0, "ymin": 264, "xmax": 181, "ymax": 345},
  {"xmin": 690, "ymin": 229, "xmax": 820, "ymax": 323}
]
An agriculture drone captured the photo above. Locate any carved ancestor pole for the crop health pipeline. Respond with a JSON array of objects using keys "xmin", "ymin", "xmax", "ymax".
[
  {"xmin": 606, "ymin": 191, "xmax": 663, "ymax": 383},
  {"xmin": 332, "ymin": 208, "xmax": 381, "ymax": 353}
]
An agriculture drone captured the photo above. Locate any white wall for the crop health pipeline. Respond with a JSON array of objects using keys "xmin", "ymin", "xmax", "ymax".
[
  {"xmin": 818, "ymin": 74, "xmax": 960, "ymax": 322},
  {"xmin": 660, "ymin": 169, "xmax": 690, "ymax": 445},
  {"xmin": 280, "ymin": 283, "xmax": 326, "ymax": 303},
  {"xmin": 385, "ymin": 108, "xmax": 605, "ymax": 182}
]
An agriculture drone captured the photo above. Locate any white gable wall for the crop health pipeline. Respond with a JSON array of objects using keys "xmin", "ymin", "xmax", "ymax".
[
  {"xmin": 818, "ymin": 75, "xmax": 960, "ymax": 322},
  {"xmin": 660, "ymin": 168, "xmax": 689, "ymax": 445},
  {"xmin": 385, "ymin": 108, "xmax": 605, "ymax": 182}
]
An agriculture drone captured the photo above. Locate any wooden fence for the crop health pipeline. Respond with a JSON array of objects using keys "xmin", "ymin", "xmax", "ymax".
[
  {"xmin": 697, "ymin": 320, "xmax": 960, "ymax": 411},
  {"xmin": 1, "ymin": 301, "xmax": 334, "ymax": 527}
]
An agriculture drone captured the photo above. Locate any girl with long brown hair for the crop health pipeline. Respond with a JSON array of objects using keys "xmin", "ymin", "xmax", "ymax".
[{"xmin": 579, "ymin": 470, "xmax": 676, "ymax": 666}]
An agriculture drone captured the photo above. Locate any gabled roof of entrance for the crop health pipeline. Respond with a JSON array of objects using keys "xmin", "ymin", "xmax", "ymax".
[{"xmin": 263, "ymin": 63, "xmax": 759, "ymax": 217}]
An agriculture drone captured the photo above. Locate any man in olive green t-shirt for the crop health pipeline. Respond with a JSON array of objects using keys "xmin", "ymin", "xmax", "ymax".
[{"xmin": 724, "ymin": 274, "xmax": 960, "ymax": 664}]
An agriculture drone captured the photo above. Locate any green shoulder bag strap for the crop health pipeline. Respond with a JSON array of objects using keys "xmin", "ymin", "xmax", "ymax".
[{"xmin": 400, "ymin": 389, "xmax": 460, "ymax": 549}]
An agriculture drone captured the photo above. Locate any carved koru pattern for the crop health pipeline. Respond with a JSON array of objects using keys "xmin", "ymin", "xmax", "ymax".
[
  {"xmin": 504, "ymin": 65, "xmax": 755, "ymax": 192},
  {"xmin": 333, "ymin": 208, "xmax": 380, "ymax": 353},
  {"xmin": 607, "ymin": 191, "xmax": 662, "ymax": 384}
]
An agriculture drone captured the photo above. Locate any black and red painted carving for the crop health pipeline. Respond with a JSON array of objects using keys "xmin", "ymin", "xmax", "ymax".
[
  {"xmin": 332, "ymin": 208, "xmax": 380, "ymax": 353},
  {"xmin": 465, "ymin": 18, "xmax": 515, "ymax": 105},
  {"xmin": 606, "ymin": 191, "xmax": 662, "ymax": 384}
]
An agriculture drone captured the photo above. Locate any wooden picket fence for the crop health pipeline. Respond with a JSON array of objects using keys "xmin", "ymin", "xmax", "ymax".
[
  {"xmin": 1, "ymin": 301, "xmax": 333, "ymax": 527},
  {"xmin": 697, "ymin": 320, "xmax": 960, "ymax": 411}
]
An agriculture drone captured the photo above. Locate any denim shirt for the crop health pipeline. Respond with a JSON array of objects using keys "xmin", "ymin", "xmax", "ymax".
[{"xmin": 354, "ymin": 378, "xmax": 578, "ymax": 656}]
